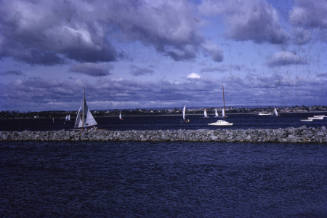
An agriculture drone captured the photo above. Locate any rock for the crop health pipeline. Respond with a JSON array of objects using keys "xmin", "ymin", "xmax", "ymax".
[{"xmin": 0, "ymin": 127, "xmax": 326, "ymax": 143}]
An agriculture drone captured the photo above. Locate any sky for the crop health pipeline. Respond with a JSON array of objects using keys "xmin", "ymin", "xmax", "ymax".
[{"xmin": 0, "ymin": 0, "xmax": 327, "ymax": 111}]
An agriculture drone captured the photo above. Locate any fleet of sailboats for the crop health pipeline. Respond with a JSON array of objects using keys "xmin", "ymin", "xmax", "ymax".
[
  {"xmin": 58, "ymin": 86, "xmax": 327, "ymax": 128},
  {"xmin": 74, "ymin": 89, "xmax": 97, "ymax": 129}
]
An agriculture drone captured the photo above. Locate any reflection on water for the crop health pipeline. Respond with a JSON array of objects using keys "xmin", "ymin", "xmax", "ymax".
[{"xmin": 1, "ymin": 141, "xmax": 327, "ymax": 217}]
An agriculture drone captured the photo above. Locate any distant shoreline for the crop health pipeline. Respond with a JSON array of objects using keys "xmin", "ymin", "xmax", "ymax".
[{"xmin": 1, "ymin": 110, "xmax": 327, "ymax": 119}]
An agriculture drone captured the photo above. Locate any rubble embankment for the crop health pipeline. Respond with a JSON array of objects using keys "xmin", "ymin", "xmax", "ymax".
[{"xmin": 1, "ymin": 126, "xmax": 327, "ymax": 143}]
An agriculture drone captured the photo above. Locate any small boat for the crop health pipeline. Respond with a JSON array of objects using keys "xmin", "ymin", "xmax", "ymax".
[
  {"xmin": 310, "ymin": 115, "xmax": 325, "ymax": 120},
  {"xmin": 214, "ymin": 108, "xmax": 219, "ymax": 117},
  {"xmin": 208, "ymin": 120, "xmax": 233, "ymax": 126},
  {"xmin": 258, "ymin": 112, "xmax": 272, "ymax": 116},
  {"xmin": 119, "ymin": 111, "xmax": 123, "ymax": 120},
  {"xmin": 182, "ymin": 105, "xmax": 190, "ymax": 123},
  {"xmin": 222, "ymin": 108, "xmax": 226, "ymax": 118},
  {"xmin": 301, "ymin": 118, "xmax": 314, "ymax": 122},
  {"xmin": 74, "ymin": 89, "xmax": 97, "ymax": 128},
  {"xmin": 203, "ymin": 108, "xmax": 208, "ymax": 118},
  {"xmin": 273, "ymin": 107, "xmax": 279, "ymax": 117},
  {"xmin": 209, "ymin": 85, "xmax": 232, "ymax": 126},
  {"xmin": 65, "ymin": 114, "xmax": 71, "ymax": 121}
]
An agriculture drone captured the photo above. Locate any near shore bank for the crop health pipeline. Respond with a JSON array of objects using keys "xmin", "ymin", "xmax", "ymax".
[{"xmin": 0, "ymin": 126, "xmax": 326, "ymax": 143}]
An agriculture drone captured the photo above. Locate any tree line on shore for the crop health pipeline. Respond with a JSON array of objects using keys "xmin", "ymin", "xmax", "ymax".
[{"xmin": 0, "ymin": 105, "xmax": 326, "ymax": 119}]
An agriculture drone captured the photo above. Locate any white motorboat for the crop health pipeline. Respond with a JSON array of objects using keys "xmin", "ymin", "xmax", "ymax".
[
  {"xmin": 310, "ymin": 115, "xmax": 325, "ymax": 120},
  {"xmin": 258, "ymin": 112, "xmax": 272, "ymax": 116},
  {"xmin": 208, "ymin": 120, "xmax": 233, "ymax": 126},
  {"xmin": 300, "ymin": 118, "xmax": 314, "ymax": 122}
]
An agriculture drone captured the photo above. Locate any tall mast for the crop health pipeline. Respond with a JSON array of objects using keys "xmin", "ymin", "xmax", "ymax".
[
  {"xmin": 222, "ymin": 85, "xmax": 226, "ymax": 112},
  {"xmin": 82, "ymin": 88, "xmax": 85, "ymax": 128}
]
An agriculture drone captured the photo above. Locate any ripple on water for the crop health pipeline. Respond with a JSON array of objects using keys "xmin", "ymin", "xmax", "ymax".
[{"xmin": 1, "ymin": 141, "xmax": 327, "ymax": 217}]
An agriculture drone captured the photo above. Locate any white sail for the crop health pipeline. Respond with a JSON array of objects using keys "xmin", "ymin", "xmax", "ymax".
[
  {"xmin": 182, "ymin": 105, "xmax": 186, "ymax": 120},
  {"xmin": 74, "ymin": 89, "xmax": 97, "ymax": 128},
  {"xmin": 65, "ymin": 114, "xmax": 71, "ymax": 121},
  {"xmin": 214, "ymin": 109, "xmax": 219, "ymax": 117},
  {"xmin": 273, "ymin": 107, "xmax": 279, "ymax": 117},
  {"xmin": 75, "ymin": 107, "xmax": 82, "ymax": 128},
  {"xmin": 119, "ymin": 111, "xmax": 123, "ymax": 120},
  {"xmin": 222, "ymin": 108, "xmax": 226, "ymax": 118},
  {"xmin": 204, "ymin": 109, "xmax": 208, "ymax": 118},
  {"xmin": 85, "ymin": 110, "xmax": 97, "ymax": 126}
]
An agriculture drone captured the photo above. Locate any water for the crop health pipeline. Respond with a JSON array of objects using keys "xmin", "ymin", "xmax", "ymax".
[
  {"xmin": 1, "ymin": 141, "xmax": 327, "ymax": 217},
  {"xmin": 1, "ymin": 113, "xmax": 327, "ymax": 131}
]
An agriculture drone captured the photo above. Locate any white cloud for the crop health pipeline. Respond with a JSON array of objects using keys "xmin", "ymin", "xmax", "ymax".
[
  {"xmin": 199, "ymin": 0, "xmax": 288, "ymax": 44},
  {"xmin": 187, "ymin": 72, "xmax": 201, "ymax": 79}
]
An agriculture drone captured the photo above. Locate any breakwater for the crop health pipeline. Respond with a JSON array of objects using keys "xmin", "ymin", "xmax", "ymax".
[{"xmin": 0, "ymin": 126, "xmax": 326, "ymax": 143}]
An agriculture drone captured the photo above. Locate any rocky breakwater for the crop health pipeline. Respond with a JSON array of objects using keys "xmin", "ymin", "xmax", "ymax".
[{"xmin": 0, "ymin": 126, "xmax": 327, "ymax": 143}]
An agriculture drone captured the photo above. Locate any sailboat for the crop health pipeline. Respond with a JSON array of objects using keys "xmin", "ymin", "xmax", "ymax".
[
  {"xmin": 74, "ymin": 89, "xmax": 97, "ymax": 128},
  {"xmin": 273, "ymin": 107, "xmax": 279, "ymax": 117},
  {"xmin": 214, "ymin": 108, "xmax": 219, "ymax": 117},
  {"xmin": 203, "ymin": 108, "xmax": 208, "ymax": 118},
  {"xmin": 119, "ymin": 111, "xmax": 123, "ymax": 120},
  {"xmin": 65, "ymin": 114, "xmax": 71, "ymax": 121},
  {"xmin": 182, "ymin": 105, "xmax": 190, "ymax": 123},
  {"xmin": 209, "ymin": 85, "xmax": 233, "ymax": 126}
]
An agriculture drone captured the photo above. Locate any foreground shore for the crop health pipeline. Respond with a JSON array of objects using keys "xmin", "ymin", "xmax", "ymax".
[{"xmin": 0, "ymin": 126, "xmax": 326, "ymax": 143}]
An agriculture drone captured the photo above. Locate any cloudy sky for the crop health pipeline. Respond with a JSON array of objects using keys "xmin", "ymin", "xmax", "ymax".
[{"xmin": 0, "ymin": 0, "xmax": 326, "ymax": 111}]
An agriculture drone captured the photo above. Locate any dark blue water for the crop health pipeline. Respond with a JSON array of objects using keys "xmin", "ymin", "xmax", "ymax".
[
  {"xmin": 1, "ymin": 141, "xmax": 327, "ymax": 217},
  {"xmin": 1, "ymin": 113, "xmax": 326, "ymax": 131}
]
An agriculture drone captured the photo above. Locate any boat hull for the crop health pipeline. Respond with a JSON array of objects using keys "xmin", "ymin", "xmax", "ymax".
[{"xmin": 208, "ymin": 120, "xmax": 233, "ymax": 126}]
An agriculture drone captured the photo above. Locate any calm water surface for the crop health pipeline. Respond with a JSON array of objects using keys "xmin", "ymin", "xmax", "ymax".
[
  {"xmin": 1, "ymin": 113, "xmax": 327, "ymax": 131},
  {"xmin": 1, "ymin": 141, "xmax": 327, "ymax": 217}
]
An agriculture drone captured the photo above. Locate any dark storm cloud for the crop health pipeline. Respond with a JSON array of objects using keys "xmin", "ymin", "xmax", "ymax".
[
  {"xmin": 290, "ymin": 1, "xmax": 327, "ymax": 43},
  {"xmin": 292, "ymin": 28, "xmax": 311, "ymax": 45},
  {"xmin": 221, "ymin": 73, "xmax": 327, "ymax": 106},
  {"xmin": 70, "ymin": 63, "xmax": 112, "ymax": 77},
  {"xmin": 130, "ymin": 65, "xmax": 154, "ymax": 76},
  {"xmin": 201, "ymin": 66, "xmax": 228, "ymax": 73},
  {"xmin": 0, "ymin": 0, "xmax": 118, "ymax": 64},
  {"xmin": 1, "ymin": 73, "xmax": 327, "ymax": 111},
  {"xmin": 267, "ymin": 51, "xmax": 307, "ymax": 67},
  {"xmin": 199, "ymin": 0, "xmax": 288, "ymax": 44},
  {"xmin": 1, "ymin": 70, "xmax": 24, "ymax": 76},
  {"xmin": 317, "ymin": 73, "xmax": 327, "ymax": 78},
  {"xmin": 0, "ymin": 0, "xmax": 217, "ymax": 64},
  {"xmin": 201, "ymin": 65, "xmax": 255, "ymax": 73},
  {"xmin": 290, "ymin": 1, "xmax": 327, "ymax": 29}
]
